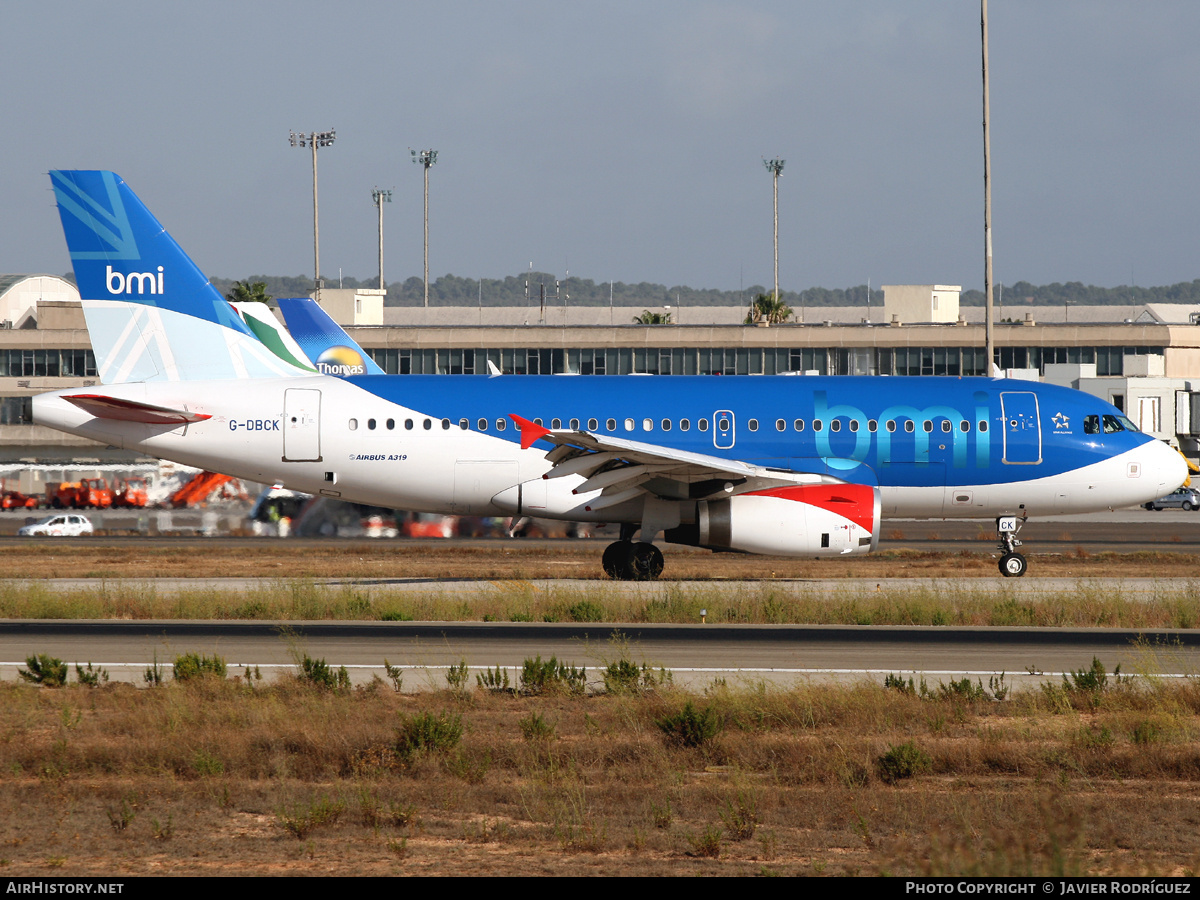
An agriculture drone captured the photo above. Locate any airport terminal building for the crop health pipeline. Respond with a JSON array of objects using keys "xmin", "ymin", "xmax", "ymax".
[{"xmin": 3, "ymin": 278, "xmax": 1200, "ymax": 485}]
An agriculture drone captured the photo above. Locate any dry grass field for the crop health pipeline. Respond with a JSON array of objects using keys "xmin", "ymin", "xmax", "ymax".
[
  {"xmin": 1, "ymin": 542, "xmax": 1198, "ymax": 876},
  {"xmin": 0, "ymin": 667, "xmax": 1198, "ymax": 877},
  {"xmin": 1, "ymin": 539, "xmax": 1197, "ymax": 582}
]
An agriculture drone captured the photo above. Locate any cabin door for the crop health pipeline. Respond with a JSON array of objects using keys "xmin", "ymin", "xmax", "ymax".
[
  {"xmin": 713, "ymin": 410, "xmax": 735, "ymax": 449},
  {"xmin": 1000, "ymin": 392, "xmax": 1041, "ymax": 465},
  {"xmin": 283, "ymin": 388, "xmax": 322, "ymax": 462}
]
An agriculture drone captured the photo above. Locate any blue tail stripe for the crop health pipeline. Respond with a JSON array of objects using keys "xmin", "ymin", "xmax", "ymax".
[{"xmin": 49, "ymin": 170, "xmax": 255, "ymax": 339}]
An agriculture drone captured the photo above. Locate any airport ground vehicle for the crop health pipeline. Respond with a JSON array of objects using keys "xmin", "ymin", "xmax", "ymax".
[
  {"xmin": 17, "ymin": 513, "xmax": 94, "ymax": 537},
  {"xmin": 0, "ymin": 480, "xmax": 39, "ymax": 510},
  {"xmin": 1143, "ymin": 487, "xmax": 1200, "ymax": 510}
]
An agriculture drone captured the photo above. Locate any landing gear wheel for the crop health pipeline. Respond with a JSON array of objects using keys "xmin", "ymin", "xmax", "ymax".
[
  {"xmin": 628, "ymin": 542, "xmax": 665, "ymax": 581},
  {"xmin": 995, "ymin": 515, "xmax": 1028, "ymax": 577},
  {"xmin": 602, "ymin": 541, "xmax": 633, "ymax": 579},
  {"xmin": 999, "ymin": 552, "xmax": 1027, "ymax": 578}
]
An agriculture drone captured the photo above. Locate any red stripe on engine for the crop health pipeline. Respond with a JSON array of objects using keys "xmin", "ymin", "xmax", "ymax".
[{"xmin": 745, "ymin": 484, "xmax": 876, "ymax": 532}]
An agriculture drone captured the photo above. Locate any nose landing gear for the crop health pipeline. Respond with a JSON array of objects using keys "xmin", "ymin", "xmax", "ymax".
[{"xmin": 996, "ymin": 515, "xmax": 1027, "ymax": 577}]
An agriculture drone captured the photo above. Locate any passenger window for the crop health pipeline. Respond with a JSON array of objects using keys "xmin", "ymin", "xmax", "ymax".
[
  {"xmin": 495, "ymin": 418, "xmax": 507, "ymax": 431},
  {"xmin": 642, "ymin": 418, "xmax": 653, "ymax": 431},
  {"xmin": 904, "ymin": 421, "xmax": 915, "ymax": 433},
  {"xmin": 404, "ymin": 419, "xmax": 413, "ymax": 430},
  {"xmin": 718, "ymin": 417, "xmax": 730, "ymax": 431},
  {"xmin": 587, "ymin": 418, "xmax": 598, "ymax": 431},
  {"xmin": 368, "ymin": 418, "xmax": 377, "ymax": 430},
  {"xmin": 941, "ymin": 420, "xmax": 952, "ymax": 433},
  {"xmin": 534, "ymin": 418, "xmax": 543, "ymax": 426},
  {"xmin": 793, "ymin": 419, "xmax": 805, "ymax": 432},
  {"xmin": 698, "ymin": 418, "xmax": 709, "ymax": 432},
  {"xmin": 624, "ymin": 418, "xmax": 634, "ymax": 431},
  {"xmin": 867, "ymin": 420, "xmax": 877, "ymax": 432},
  {"xmin": 775, "ymin": 419, "xmax": 786, "ymax": 432},
  {"xmin": 849, "ymin": 420, "xmax": 859, "ymax": 433},
  {"xmin": 606, "ymin": 418, "xmax": 616, "ymax": 431},
  {"xmin": 748, "ymin": 419, "xmax": 758, "ymax": 432},
  {"xmin": 680, "ymin": 419, "xmax": 690, "ymax": 431},
  {"xmin": 477, "ymin": 418, "xmax": 488, "ymax": 431},
  {"xmin": 979, "ymin": 421, "xmax": 988, "ymax": 433},
  {"xmin": 830, "ymin": 419, "xmax": 840, "ymax": 432},
  {"xmin": 441, "ymin": 419, "xmax": 450, "ymax": 430},
  {"xmin": 551, "ymin": 418, "xmax": 562, "ymax": 429},
  {"xmin": 386, "ymin": 418, "xmax": 395, "ymax": 430},
  {"xmin": 886, "ymin": 420, "xmax": 896, "ymax": 433},
  {"xmin": 348, "ymin": 418, "xmax": 358, "ymax": 431},
  {"xmin": 959, "ymin": 420, "xmax": 970, "ymax": 433},
  {"xmin": 423, "ymin": 419, "xmax": 432, "ymax": 430},
  {"xmin": 459, "ymin": 418, "xmax": 469, "ymax": 430},
  {"xmin": 813, "ymin": 420, "xmax": 823, "ymax": 432},
  {"xmin": 923, "ymin": 421, "xmax": 933, "ymax": 433},
  {"xmin": 661, "ymin": 418, "xmax": 671, "ymax": 431},
  {"xmin": 569, "ymin": 418, "xmax": 580, "ymax": 430}
]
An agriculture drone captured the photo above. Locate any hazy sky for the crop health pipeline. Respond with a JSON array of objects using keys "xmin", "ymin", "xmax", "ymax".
[{"xmin": 4, "ymin": 1, "xmax": 1197, "ymax": 293}]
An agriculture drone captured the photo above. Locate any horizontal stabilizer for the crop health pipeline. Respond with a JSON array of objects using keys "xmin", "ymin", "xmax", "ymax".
[{"xmin": 62, "ymin": 394, "xmax": 211, "ymax": 425}]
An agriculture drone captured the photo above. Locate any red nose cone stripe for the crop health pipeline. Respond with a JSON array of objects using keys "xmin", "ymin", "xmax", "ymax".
[
  {"xmin": 746, "ymin": 484, "xmax": 877, "ymax": 533},
  {"xmin": 509, "ymin": 414, "xmax": 552, "ymax": 450}
]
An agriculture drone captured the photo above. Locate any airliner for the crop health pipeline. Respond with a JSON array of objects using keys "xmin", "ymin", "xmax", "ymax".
[{"xmin": 32, "ymin": 171, "xmax": 1187, "ymax": 579}]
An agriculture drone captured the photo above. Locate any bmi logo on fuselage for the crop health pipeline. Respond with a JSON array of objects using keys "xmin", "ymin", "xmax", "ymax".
[{"xmin": 106, "ymin": 266, "xmax": 164, "ymax": 295}]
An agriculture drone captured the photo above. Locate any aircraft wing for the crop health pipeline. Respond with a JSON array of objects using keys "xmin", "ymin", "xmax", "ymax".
[{"xmin": 508, "ymin": 414, "xmax": 850, "ymax": 511}]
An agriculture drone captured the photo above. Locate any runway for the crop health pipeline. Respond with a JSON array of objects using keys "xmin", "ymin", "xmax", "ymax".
[
  {"xmin": 0, "ymin": 507, "xmax": 1197, "ymax": 689},
  {"xmin": 1, "ymin": 617, "xmax": 1195, "ymax": 690}
]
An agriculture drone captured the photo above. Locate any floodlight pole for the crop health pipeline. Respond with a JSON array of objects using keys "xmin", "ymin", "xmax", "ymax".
[
  {"xmin": 289, "ymin": 129, "xmax": 336, "ymax": 303},
  {"xmin": 412, "ymin": 149, "xmax": 439, "ymax": 307},
  {"xmin": 982, "ymin": 0, "xmax": 995, "ymax": 375},
  {"xmin": 372, "ymin": 188, "xmax": 392, "ymax": 291},
  {"xmin": 763, "ymin": 157, "xmax": 786, "ymax": 318}
]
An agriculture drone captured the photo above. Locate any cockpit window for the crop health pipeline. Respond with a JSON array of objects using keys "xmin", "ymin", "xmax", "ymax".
[
  {"xmin": 1116, "ymin": 414, "xmax": 1139, "ymax": 432},
  {"xmin": 1102, "ymin": 414, "xmax": 1126, "ymax": 434},
  {"xmin": 1084, "ymin": 415, "xmax": 1100, "ymax": 435}
]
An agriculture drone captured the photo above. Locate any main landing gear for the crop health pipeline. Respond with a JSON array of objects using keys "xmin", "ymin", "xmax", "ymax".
[
  {"xmin": 602, "ymin": 526, "xmax": 665, "ymax": 581},
  {"xmin": 996, "ymin": 515, "xmax": 1027, "ymax": 577}
]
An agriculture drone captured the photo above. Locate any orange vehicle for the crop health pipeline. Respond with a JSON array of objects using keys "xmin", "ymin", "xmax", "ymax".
[
  {"xmin": 170, "ymin": 471, "xmax": 248, "ymax": 507},
  {"xmin": 48, "ymin": 481, "xmax": 82, "ymax": 508},
  {"xmin": 113, "ymin": 476, "xmax": 149, "ymax": 508},
  {"xmin": 74, "ymin": 477, "xmax": 114, "ymax": 509},
  {"xmin": 0, "ymin": 480, "xmax": 38, "ymax": 510}
]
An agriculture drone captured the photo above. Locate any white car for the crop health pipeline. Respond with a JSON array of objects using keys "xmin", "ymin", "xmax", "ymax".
[{"xmin": 17, "ymin": 514, "xmax": 94, "ymax": 537}]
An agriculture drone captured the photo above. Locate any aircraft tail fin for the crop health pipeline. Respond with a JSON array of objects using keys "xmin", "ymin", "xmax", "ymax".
[
  {"xmin": 229, "ymin": 301, "xmax": 318, "ymax": 373},
  {"xmin": 275, "ymin": 297, "xmax": 385, "ymax": 376},
  {"xmin": 49, "ymin": 170, "xmax": 313, "ymax": 384}
]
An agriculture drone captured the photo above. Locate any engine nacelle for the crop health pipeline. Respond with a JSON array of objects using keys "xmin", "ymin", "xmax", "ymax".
[{"xmin": 690, "ymin": 483, "xmax": 880, "ymax": 557}]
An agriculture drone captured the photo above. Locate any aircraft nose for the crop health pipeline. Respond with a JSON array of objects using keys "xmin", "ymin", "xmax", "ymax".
[{"xmin": 1147, "ymin": 438, "xmax": 1188, "ymax": 495}]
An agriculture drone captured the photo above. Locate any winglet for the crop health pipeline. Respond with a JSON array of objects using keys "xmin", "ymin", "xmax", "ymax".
[{"xmin": 509, "ymin": 414, "xmax": 552, "ymax": 450}]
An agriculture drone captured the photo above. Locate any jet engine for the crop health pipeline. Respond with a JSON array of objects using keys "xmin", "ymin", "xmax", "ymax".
[{"xmin": 668, "ymin": 483, "xmax": 880, "ymax": 557}]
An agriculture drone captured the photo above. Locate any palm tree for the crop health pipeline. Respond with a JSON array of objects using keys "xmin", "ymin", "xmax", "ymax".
[
  {"xmin": 633, "ymin": 309, "xmax": 672, "ymax": 325},
  {"xmin": 744, "ymin": 292, "xmax": 793, "ymax": 327},
  {"xmin": 225, "ymin": 280, "xmax": 273, "ymax": 305}
]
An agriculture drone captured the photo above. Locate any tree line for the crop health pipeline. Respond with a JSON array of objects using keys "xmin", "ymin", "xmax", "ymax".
[{"xmin": 194, "ymin": 273, "xmax": 1200, "ymax": 309}]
